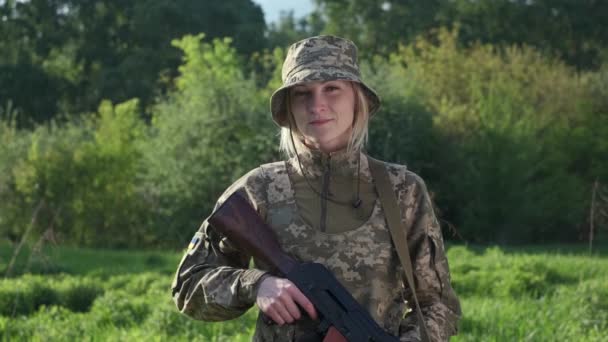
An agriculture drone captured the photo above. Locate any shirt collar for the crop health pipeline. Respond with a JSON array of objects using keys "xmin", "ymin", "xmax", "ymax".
[{"xmin": 287, "ymin": 145, "xmax": 373, "ymax": 183}]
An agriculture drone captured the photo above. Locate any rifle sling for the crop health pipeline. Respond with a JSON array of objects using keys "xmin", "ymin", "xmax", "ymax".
[{"xmin": 367, "ymin": 156, "xmax": 431, "ymax": 342}]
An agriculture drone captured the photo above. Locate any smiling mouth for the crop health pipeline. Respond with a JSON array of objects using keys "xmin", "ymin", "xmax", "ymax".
[{"xmin": 309, "ymin": 119, "xmax": 333, "ymax": 126}]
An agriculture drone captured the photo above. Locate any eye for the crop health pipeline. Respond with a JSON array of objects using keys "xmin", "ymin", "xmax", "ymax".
[
  {"xmin": 324, "ymin": 84, "xmax": 340, "ymax": 92},
  {"xmin": 292, "ymin": 89, "xmax": 309, "ymax": 97}
]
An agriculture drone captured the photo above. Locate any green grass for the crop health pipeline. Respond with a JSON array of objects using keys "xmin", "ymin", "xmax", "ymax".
[
  {"xmin": 447, "ymin": 246, "xmax": 608, "ymax": 341},
  {"xmin": 1, "ymin": 243, "xmax": 607, "ymax": 341},
  {"xmin": 1, "ymin": 242, "xmax": 181, "ymax": 277}
]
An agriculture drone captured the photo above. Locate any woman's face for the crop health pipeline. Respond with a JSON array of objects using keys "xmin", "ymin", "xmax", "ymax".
[{"xmin": 289, "ymin": 80, "xmax": 356, "ymax": 153}]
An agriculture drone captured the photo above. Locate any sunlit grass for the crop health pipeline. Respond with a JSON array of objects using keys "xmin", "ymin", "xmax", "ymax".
[{"xmin": 1, "ymin": 243, "xmax": 607, "ymax": 341}]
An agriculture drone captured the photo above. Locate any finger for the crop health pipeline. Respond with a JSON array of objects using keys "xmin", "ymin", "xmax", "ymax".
[
  {"xmin": 279, "ymin": 293, "xmax": 302, "ymax": 320},
  {"xmin": 288, "ymin": 285, "xmax": 318, "ymax": 320},
  {"xmin": 272, "ymin": 299, "xmax": 296, "ymax": 324},
  {"xmin": 265, "ymin": 307, "xmax": 285, "ymax": 325}
]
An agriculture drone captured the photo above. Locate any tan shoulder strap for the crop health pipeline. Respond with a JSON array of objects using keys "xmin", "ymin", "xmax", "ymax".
[{"xmin": 367, "ymin": 156, "xmax": 430, "ymax": 342}]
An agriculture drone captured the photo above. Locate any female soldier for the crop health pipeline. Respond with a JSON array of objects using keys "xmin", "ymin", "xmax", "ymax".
[{"xmin": 172, "ymin": 35, "xmax": 461, "ymax": 341}]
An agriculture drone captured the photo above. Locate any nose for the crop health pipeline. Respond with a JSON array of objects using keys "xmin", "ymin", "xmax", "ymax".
[{"xmin": 307, "ymin": 91, "xmax": 327, "ymax": 115}]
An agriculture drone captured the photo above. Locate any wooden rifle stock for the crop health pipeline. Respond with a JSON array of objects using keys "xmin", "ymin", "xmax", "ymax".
[{"xmin": 208, "ymin": 192, "xmax": 298, "ymax": 276}]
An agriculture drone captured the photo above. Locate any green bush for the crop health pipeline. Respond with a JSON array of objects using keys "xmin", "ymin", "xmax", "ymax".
[
  {"xmin": 450, "ymin": 247, "xmax": 576, "ymax": 298},
  {"xmin": 0, "ymin": 274, "xmax": 106, "ymax": 318},
  {"xmin": 2, "ymin": 29, "xmax": 607, "ymax": 247},
  {"xmin": 0, "ymin": 275, "xmax": 59, "ymax": 316},
  {"xmin": 363, "ymin": 57, "xmax": 439, "ymax": 175},
  {"xmin": 574, "ymin": 279, "xmax": 608, "ymax": 327},
  {"xmin": 89, "ymin": 290, "xmax": 150, "ymax": 328},
  {"xmin": 2, "ymin": 99, "xmax": 150, "ymax": 248},
  {"xmin": 139, "ymin": 301, "xmax": 203, "ymax": 339},
  {"xmin": 54, "ymin": 277, "xmax": 104, "ymax": 312},
  {"xmin": 121, "ymin": 272, "xmax": 167, "ymax": 295},
  {"xmin": 2, "ymin": 245, "xmax": 608, "ymax": 341},
  {"xmin": 0, "ymin": 305, "xmax": 91, "ymax": 341},
  {"xmin": 376, "ymin": 28, "xmax": 605, "ymax": 242},
  {"xmin": 142, "ymin": 34, "xmax": 277, "ymax": 245},
  {"xmin": 0, "ymin": 107, "xmax": 32, "ymax": 243},
  {"xmin": 103, "ymin": 272, "xmax": 168, "ymax": 295}
]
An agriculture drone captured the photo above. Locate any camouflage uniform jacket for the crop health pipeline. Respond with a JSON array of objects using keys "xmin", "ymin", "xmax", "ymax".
[{"xmin": 172, "ymin": 149, "xmax": 461, "ymax": 341}]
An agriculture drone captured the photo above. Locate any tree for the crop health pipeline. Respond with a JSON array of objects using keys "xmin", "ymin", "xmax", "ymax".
[
  {"xmin": 314, "ymin": 0, "xmax": 447, "ymax": 58},
  {"xmin": 266, "ymin": 10, "xmax": 325, "ymax": 49},
  {"xmin": 442, "ymin": 0, "xmax": 608, "ymax": 70},
  {"xmin": 143, "ymin": 34, "xmax": 277, "ymax": 244},
  {"xmin": 0, "ymin": 0, "xmax": 267, "ymax": 125},
  {"xmin": 314, "ymin": 0, "xmax": 608, "ymax": 69}
]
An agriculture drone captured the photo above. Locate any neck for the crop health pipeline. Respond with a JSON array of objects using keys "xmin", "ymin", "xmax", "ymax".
[
  {"xmin": 302, "ymin": 138, "xmax": 349, "ymax": 154},
  {"xmin": 288, "ymin": 143, "xmax": 372, "ymax": 183}
]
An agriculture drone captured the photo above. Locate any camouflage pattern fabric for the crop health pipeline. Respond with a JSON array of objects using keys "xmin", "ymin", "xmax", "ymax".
[
  {"xmin": 172, "ymin": 149, "xmax": 461, "ymax": 341},
  {"xmin": 270, "ymin": 35, "xmax": 381, "ymax": 127},
  {"xmin": 287, "ymin": 148, "xmax": 377, "ymax": 233}
]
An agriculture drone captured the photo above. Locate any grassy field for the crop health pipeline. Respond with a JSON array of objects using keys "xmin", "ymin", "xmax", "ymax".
[{"xmin": 1, "ymin": 243, "xmax": 607, "ymax": 341}]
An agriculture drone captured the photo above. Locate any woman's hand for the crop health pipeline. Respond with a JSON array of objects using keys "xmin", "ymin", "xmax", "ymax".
[{"xmin": 256, "ymin": 276, "xmax": 318, "ymax": 325}]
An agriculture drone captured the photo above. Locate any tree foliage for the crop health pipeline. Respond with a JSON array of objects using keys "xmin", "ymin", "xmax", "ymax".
[
  {"xmin": 6, "ymin": 100, "xmax": 147, "ymax": 247},
  {"xmin": 315, "ymin": 0, "xmax": 608, "ymax": 69},
  {"xmin": 266, "ymin": 10, "xmax": 325, "ymax": 49},
  {"xmin": 1, "ymin": 1, "xmax": 608, "ymax": 246},
  {"xmin": 142, "ymin": 34, "xmax": 278, "ymax": 243},
  {"xmin": 365, "ymin": 28, "xmax": 608, "ymax": 242},
  {"xmin": 0, "ymin": 0, "xmax": 266, "ymax": 125}
]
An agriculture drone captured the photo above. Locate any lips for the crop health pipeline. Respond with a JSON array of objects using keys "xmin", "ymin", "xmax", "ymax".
[{"xmin": 309, "ymin": 118, "xmax": 333, "ymax": 126}]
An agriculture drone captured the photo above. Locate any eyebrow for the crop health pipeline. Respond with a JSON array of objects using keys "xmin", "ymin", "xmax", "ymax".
[{"xmin": 294, "ymin": 81, "xmax": 342, "ymax": 88}]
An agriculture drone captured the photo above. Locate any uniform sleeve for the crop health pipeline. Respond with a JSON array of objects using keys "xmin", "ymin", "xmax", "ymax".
[
  {"xmin": 171, "ymin": 168, "xmax": 271, "ymax": 321},
  {"xmin": 398, "ymin": 174, "xmax": 461, "ymax": 342}
]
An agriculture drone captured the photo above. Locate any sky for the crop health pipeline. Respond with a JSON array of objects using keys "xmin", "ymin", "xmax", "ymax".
[{"xmin": 252, "ymin": 0, "xmax": 315, "ymax": 24}]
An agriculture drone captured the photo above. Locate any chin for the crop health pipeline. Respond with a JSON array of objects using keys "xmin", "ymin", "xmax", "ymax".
[{"xmin": 307, "ymin": 134, "xmax": 335, "ymax": 145}]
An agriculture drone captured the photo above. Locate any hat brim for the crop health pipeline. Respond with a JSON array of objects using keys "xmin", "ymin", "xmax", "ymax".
[{"xmin": 270, "ymin": 70, "xmax": 381, "ymax": 127}]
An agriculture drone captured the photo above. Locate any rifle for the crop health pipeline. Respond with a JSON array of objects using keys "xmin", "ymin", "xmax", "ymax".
[{"xmin": 208, "ymin": 192, "xmax": 399, "ymax": 342}]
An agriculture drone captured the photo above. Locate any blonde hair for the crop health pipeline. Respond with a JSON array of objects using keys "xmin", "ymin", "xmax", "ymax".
[{"xmin": 279, "ymin": 82, "xmax": 371, "ymax": 157}]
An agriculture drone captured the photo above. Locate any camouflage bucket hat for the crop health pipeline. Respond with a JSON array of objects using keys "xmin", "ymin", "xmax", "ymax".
[{"xmin": 270, "ymin": 35, "xmax": 381, "ymax": 127}]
